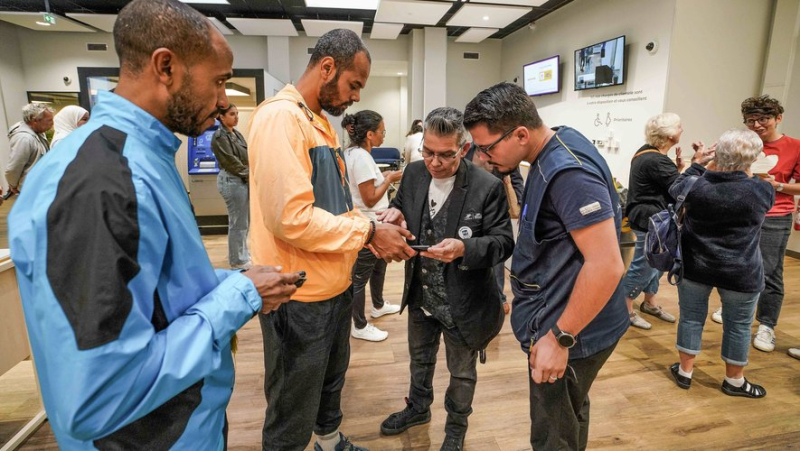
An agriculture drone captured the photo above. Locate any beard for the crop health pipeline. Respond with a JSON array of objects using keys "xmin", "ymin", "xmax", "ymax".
[
  {"xmin": 165, "ymin": 72, "xmax": 218, "ymax": 137},
  {"xmin": 319, "ymin": 72, "xmax": 352, "ymax": 116}
]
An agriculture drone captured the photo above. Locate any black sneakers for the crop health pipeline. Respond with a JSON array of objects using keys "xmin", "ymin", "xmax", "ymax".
[
  {"xmin": 669, "ymin": 363, "xmax": 691, "ymax": 389},
  {"xmin": 721, "ymin": 378, "xmax": 766, "ymax": 398},
  {"xmin": 380, "ymin": 398, "xmax": 431, "ymax": 435},
  {"xmin": 440, "ymin": 434, "xmax": 465, "ymax": 451}
]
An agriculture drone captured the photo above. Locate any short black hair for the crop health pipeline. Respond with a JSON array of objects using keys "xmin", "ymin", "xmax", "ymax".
[
  {"xmin": 741, "ymin": 95, "xmax": 784, "ymax": 118},
  {"xmin": 464, "ymin": 82, "xmax": 543, "ymax": 134},
  {"xmin": 308, "ymin": 29, "xmax": 372, "ymax": 73},
  {"xmin": 114, "ymin": 0, "xmax": 215, "ymax": 74}
]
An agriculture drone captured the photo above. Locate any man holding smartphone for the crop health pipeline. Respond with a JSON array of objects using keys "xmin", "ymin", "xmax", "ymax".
[{"xmin": 377, "ymin": 107, "xmax": 514, "ymax": 450}]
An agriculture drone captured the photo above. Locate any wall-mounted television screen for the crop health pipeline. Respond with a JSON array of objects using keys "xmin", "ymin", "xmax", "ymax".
[
  {"xmin": 574, "ymin": 35, "xmax": 625, "ymax": 91},
  {"xmin": 523, "ymin": 55, "xmax": 560, "ymax": 96}
]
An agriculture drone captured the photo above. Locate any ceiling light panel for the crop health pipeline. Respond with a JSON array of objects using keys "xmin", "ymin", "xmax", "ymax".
[
  {"xmin": 447, "ymin": 4, "xmax": 532, "ymax": 28},
  {"xmin": 65, "ymin": 13, "xmax": 116, "ymax": 32},
  {"xmin": 0, "ymin": 12, "xmax": 96, "ymax": 32},
  {"xmin": 301, "ymin": 19, "xmax": 363, "ymax": 37},
  {"xmin": 305, "ymin": 0, "xmax": 379, "ymax": 9},
  {"xmin": 455, "ymin": 27, "xmax": 499, "ymax": 43},
  {"xmin": 208, "ymin": 17, "xmax": 233, "ymax": 35},
  {"xmin": 370, "ymin": 22, "xmax": 404, "ymax": 40},
  {"xmin": 374, "ymin": 0, "xmax": 453, "ymax": 26},
  {"xmin": 468, "ymin": 0, "xmax": 547, "ymax": 6},
  {"xmin": 227, "ymin": 18, "xmax": 298, "ymax": 36}
]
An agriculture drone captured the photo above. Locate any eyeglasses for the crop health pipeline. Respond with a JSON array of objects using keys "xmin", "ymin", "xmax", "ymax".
[
  {"xmin": 473, "ymin": 126, "xmax": 518, "ymax": 157},
  {"xmin": 743, "ymin": 116, "xmax": 773, "ymax": 127},
  {"xmin": 420, "ymin": 141, "xmax": 459, "ymax": 162}
]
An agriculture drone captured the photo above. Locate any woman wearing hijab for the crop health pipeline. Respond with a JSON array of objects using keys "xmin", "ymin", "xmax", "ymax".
[{"xmin": 50, "ymin": 105, "xmax": 89, "ymax": 148}]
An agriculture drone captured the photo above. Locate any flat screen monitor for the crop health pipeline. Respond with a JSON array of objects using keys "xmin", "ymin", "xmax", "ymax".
[
  {"xmin": 523, "ymin": 55, "xmax": 560, "ymax": 96},
  {"xmin": 574, "ymin": 35, "xmax": 625, "ymax": 91}
]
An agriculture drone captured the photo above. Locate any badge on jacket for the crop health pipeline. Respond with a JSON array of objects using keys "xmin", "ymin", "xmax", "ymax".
[{"xmin": 458, "ymin": 226, "xmax": 473, "ymax": 239}]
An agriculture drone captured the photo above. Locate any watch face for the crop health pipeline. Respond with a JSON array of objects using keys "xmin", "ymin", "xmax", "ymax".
[{"xmin": 558, "ymin": 334, "xmax": 576, "ymax": 348}]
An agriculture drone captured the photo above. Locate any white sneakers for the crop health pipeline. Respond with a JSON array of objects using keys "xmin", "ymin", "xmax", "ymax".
[
  {"xmin": 371, "ymin": 301, "xmax": 401, "ymax": 318},
  {"xmin": 351, "ymin": 323, "xmax": 388, "ymax": 342},
  {"xmin": 753, "ymin": 324, "xmax": 776, "ymax": 352},
  {"xmin": 711, "ymin": 307, "xmax": 723, "ymax": 324}
]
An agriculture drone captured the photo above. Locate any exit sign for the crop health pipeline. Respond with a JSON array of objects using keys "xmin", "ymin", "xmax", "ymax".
[{"xmin": 43, "ymin": 13, "xmax": 56, "ymax": 25}]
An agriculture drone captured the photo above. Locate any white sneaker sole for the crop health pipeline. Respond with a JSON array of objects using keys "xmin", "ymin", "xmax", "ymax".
[
  {"xmin": 371, "ymin": 307, "xmax": 400, "ymax": 319},
  {"xmin": 753, "ymin": 340, "xmax": 775, "ymax": 353},
  {"xmin": 351, "ymin": 332, "xmax": 389, "ymax": 342}
]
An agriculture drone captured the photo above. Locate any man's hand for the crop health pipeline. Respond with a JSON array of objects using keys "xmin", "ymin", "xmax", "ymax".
[
  {"xmin": 376, "ymin": 208, "xmax": 406, "ymax": 228},
  {"xmin": 242, "ymin": 265, "xmax": 299, "ymax": 314},
  {"xmin": 691, "ymin": 141, "xmax": 716, "ymax": 166},
  {"xmin": 420, "ymin": 238, "xmax": 465, "ymax": 263},
  {"xmin": 529, "ymin": 331, "xmax": 568, "ymax": 384},
  {"xmin": 371, "ymin": 222, "xmax": 415, "ymax": 262}
]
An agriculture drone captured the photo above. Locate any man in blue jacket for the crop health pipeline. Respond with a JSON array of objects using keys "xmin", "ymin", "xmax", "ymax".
[
  {"xmin": 464, "ymin": 83, "xmax": 628, "ymax": 450},
  {"xmin": 8, "ymin": 0, "xmax": 298, "ymax": 449}
]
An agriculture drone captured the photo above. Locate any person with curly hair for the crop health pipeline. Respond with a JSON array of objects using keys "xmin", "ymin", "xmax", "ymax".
[{"xmin": 711, "ymin": 96, "xmax": 800, "ymax": 357}]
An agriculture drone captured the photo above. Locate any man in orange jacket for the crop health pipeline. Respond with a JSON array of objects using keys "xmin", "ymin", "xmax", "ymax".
[{"xmin": 247, "ymin": 29, "xmax": 414, "ymax": 451}]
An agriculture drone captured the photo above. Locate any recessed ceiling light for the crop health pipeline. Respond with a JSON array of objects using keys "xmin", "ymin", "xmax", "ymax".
[
  {"xmin": 179, "ymin": 0, "xmax": 230, "ymax": 4},
  {"xmin": 483, "ymin": 15, "xmax": 489, "ymax": 21},
  {"xmin": 35, "ymin": 21, "xmax": 51, "ymax": 26},
  {"xmin": 305, "ymin": 0, "xmax": 379, "ymax": 10}
]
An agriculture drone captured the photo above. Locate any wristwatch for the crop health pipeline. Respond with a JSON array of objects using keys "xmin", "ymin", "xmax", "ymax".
[
  {"xmin": 551, "ymin": 324, "xmax": 576, "ymax": 349},
  {"xmin": 777, "ymin": 182, "xmax": 785, "ymax": 192}
]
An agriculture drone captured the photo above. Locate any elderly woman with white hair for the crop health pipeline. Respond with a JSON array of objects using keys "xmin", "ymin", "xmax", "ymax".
[
  {"xmin": 667, "ymin": 129, "xmax": 774, "ymax": 399},
  {"xmin": 622, "ymin": 112, "xmax": 685, "ymax": 330}
]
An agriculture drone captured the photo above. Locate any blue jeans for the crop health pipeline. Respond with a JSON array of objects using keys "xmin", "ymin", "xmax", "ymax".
[
  {"xmin": 217, "ymin": 170, "xmax": 250, "ymax": 267},
  {"xmin": 620, "ymin": 230, "xmax": 663, "ymax": 299},
  {"xmin": 677, "ymin": 278, "xmax": 759, "ymax": 366},
  {"xmin": 756, "ymin": 215, "xmax": 792, "ymax": 328}
]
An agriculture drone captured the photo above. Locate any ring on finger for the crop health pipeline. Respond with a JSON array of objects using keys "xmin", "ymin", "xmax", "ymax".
[{"xmin": 549, "ymin": 375, "xmax": 558, "ymax": 381}]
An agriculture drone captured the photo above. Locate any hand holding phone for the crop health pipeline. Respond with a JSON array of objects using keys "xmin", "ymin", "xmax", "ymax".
[
  {"xmin": 410, "ymin": 245, "xmax": 430, "ymax": 251},
  {"xmin": 294, "ymin": 270, "xmax": 307, "ymax": 288}
]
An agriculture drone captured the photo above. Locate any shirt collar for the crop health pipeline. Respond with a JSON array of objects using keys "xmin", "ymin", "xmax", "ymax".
[{"xmin": 90, "ymin": 91, "xmax": 182, "ymax": 155}]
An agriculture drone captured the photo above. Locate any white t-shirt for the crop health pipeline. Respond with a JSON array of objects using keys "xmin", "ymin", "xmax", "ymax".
[
  {"xmin": 428, "ymin": 175, "xmax": 456, "ymax": 218},
  {"xmin": 345, "ymin": 146, "xmax": 389, "ymax": 219},
  {"xmin": 404, "ymin": 132, "xmax": 424, "ymax": 164}
]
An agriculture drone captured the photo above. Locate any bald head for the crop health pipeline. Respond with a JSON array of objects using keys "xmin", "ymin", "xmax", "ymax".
[{"xmin": 114, "ymin": 0, "xmax": 217, "ymax": 75}]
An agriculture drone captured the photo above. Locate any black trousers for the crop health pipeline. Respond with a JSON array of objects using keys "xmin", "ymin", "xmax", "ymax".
[
  {"xmin": 259, "ymin": 290, "xmax": 353, "ymax": 451},
  {"xmin": 351, "ymin": 247, "xmax": 387, "ymax": 329},
  {"xmin": 407, "ymin": 307, "xmax": 478, "ymax": 438},
  {"xmin": 528, "ymin": 342, "xmax": 618, "ymax": 451}
]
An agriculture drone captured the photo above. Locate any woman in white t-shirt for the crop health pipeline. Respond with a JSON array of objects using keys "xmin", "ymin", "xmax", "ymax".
[
  {"xmin": 403, "ymin": 119, "xmax": 424, "ymax": 164},
  {"xmin": 342, "ymin": 111, "xmax": 404, "ymax": 342}
]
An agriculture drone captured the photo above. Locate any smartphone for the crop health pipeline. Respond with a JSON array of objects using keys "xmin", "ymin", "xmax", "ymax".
[
  {"xmin": 294, "ymin": 271, "xmax": 307, "ymax": 288},
  {"xmin": 410, "ymin": 245, "xmax": 430, "ymax": 251}
]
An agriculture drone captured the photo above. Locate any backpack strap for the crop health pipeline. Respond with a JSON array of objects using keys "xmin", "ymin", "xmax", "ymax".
[
  {"xmin": 631, "ymin": 149, "xmax": 661, "ymax": 160},
  {"xmin": 674, "ymin": 176, "xmax": 699, "ymax": 211}
]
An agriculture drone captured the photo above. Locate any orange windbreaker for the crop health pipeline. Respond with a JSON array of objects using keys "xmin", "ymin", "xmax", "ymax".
[{"xmin": 247, "ymin": 84, "xmax": 371, "ymax": 302}]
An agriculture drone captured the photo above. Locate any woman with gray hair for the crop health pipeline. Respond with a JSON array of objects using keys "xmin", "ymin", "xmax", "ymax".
[
  {"xmin": 621, "ymin": 112, "xmax": 685, "ymax": 329},
  {"xmin": 667, "ymin": 129, "xmax": 774, "ymax": 398}
]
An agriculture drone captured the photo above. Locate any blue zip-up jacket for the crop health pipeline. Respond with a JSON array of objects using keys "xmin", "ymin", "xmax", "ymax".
[{"xmin": 9, "ymin": 91, "xmax": 263, "ymax": 450}]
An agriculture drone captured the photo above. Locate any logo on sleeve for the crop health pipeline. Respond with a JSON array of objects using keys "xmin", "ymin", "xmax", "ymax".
[{"xmin": 579, "ymin": 201, "xmax": 601, "ymax": 216}]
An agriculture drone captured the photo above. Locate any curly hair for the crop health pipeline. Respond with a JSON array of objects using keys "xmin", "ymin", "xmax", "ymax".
[
  {"xmin": 644, "ymin": 113, "xmax": 681, "ymax": 149},
  {"xmin": 741, "ymin": 95, "xmax": 784, "ymax": 118},
  {"xmin": 341, "ymin": 110, "xmax": 383, "ymax": 149}
]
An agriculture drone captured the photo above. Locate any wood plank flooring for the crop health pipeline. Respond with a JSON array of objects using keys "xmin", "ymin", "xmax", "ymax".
[{"xmin": 9, "ymin": 234, "xmax": 800, "ymax": 450}]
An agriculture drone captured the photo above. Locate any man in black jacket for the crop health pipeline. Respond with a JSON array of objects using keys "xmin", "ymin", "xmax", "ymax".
[{"xmin": 377, "ymin": 107, "xmax": 514, "ymax": 451}]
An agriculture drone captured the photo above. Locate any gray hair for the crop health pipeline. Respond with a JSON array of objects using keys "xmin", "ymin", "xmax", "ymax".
[
  {"xmin": 714, "ymin": 129, "xmax": 763, "ymax": 171},
  {"xmin": 22, "ymin": 103, "xmax": 55, "ymax": 123},
  {"xmin": 424, "ymin": 107, "xmax": 468, "ymax": 148},
  {"xmin": 644, "ymin": 112, "xmax": 681, "ymax": 149}
]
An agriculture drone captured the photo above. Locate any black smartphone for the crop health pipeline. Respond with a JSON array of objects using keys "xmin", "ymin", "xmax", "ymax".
[
  {"xmin": 410, "ymin": 245, "xmax": 430, "ymax": 251},
  {"xmin": 294, "ymin": 270, "xmax": 307, "ymax": 288}
]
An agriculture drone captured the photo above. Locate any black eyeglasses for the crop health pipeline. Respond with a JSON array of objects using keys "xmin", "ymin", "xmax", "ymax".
[
  {"xmin": 420, "ymin": 140, "xmax": 459, "ymax": 162},
  {"xmin": 474, "ymin": 126, "xmax": 518, "ymax": 157},
  {"xmin": 743, "ymin": 116, "xmax": 773, "ymax": 127}
]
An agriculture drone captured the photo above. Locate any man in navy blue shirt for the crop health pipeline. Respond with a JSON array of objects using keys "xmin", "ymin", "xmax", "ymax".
[{"xmin": 464, "ymin": 83, "xmax": 628, "ymax": 450}]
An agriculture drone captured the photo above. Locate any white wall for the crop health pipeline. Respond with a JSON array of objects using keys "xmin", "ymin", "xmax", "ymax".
[
  {"xmin": 0, "ymin": 23, "xmax": 29, "ymax": 191},
  {"xmin": 501, "ymin": 0, "xmax": 676, "ymax": 185},
  {"xmin": 423, "ymin": 27, "xmax": 447, "ymax": 114},
  {"xmin": 446, "ymin": 38, "xmax": 502, "ymax": 111},
  {"xmin": 664, "ymin": 0, "xmax": 773, "ymax": 148},
  {"xmin": 347, "ymin": 76, "xmax": 404, "ymax": 150}
]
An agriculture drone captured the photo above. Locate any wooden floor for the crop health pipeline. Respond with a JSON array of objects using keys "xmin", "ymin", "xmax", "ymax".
[{"xmin": 9, "ymin": 234, "xmax": 800, "ymax": 450}]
